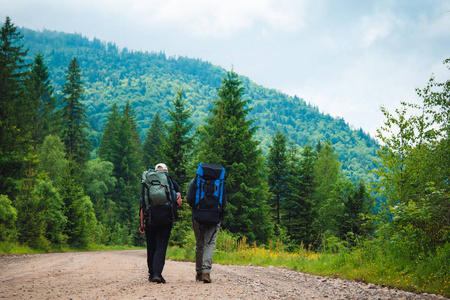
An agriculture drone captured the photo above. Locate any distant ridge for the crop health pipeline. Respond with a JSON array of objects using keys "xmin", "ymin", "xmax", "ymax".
[{"xmin": 21, "ymin": 27, "xmax": 379, "ymax": 183}]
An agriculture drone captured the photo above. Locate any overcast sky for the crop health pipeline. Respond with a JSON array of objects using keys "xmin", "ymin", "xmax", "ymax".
[{"xmin": 2, "ymin": 0, "xmax": 449, "ymax": 138}]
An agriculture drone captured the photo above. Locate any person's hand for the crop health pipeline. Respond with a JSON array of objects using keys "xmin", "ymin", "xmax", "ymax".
[
  {"xmin": 176, "ymin": 192, "xmax": 182, "ymax": 207},
  {"xmin": 139, "ymin": 224, "xmax": 145, "ymax": 235}
]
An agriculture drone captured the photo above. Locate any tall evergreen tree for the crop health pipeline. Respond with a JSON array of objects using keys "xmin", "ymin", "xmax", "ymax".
[
  {"xmin": 28, "ymin": 52, "xmax": 57, "ymax": 145},
  {"xmin": 143, "ymin": 112, "xmax": 166, "ymax": 169},
  {"xmin": 59, "ymin": 57, "xmax": 91, "ymax": 166},
  {"xmin": 198, "ymin": 70, "xmax": 273, "ymax": 243},
  {"xmin": 267, "ymin": 129, "xmax": 289, "ymax": 225},
  {"xmin": 287, "ymin": 142, "xmax": 316, "ymax": 246},
  {"xmin": 98, "ymin": 102, "xmax": 142, "ymax": 225},
  {"xmin": 98, "ymin": 103, "xmax": 121, "ymax": 165},
  {"xmin": 337, "ymin": 181, "xmax": 371, "ymax": 245},
  {"xmin": 161, "ymin": 90, "xmax": 193, "ymax": 184},
  {"xmin": 60, "ymin": 159, "xmax": 97, "ymax": 248},
  {"xmin": 14, "ymin": 168, "xmax": 48, "ymax": 249},
  {"xmin": 0, "ymin": 16, "xmax": 32, "ymax": 196}
]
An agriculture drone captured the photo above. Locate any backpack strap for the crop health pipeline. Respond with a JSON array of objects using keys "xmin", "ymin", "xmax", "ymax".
[{"xmin": 165, "ymin": 173, "xmax": 179, "ymax": 221}]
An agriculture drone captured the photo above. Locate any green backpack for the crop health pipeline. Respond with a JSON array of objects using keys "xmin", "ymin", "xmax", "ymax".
[{"xmin": 141, "ymin": 169, "xmax": 177, "ymax": 226}]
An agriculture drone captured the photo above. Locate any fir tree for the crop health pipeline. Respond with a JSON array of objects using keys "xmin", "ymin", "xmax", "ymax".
[
  {"xmin": 198, "ymin": 70, "xmax": 273, "ymax": 243},
  {"xmin": 98, "ymin": 103, "xmax": 121, "ymax": 166},
  {"xmin": 28, "ymin": 52, "xmax": 57, "ymax": 145},
  {"xmin": 60, "ymin": 159, "xmax": 97, "ymax": 248},
  {"xmin": 161, "ymin": 90, "xmax": 193, "ymax": 184},
  {"xmin": 0, "ymin": 16, "xmax": 32, "ymax": 196},
  {"xmin": 288, "ymin": 142, "xmax": 316, "ymax": 246},
  {"xmin": 59, "ymin": 57, "xmax": 91, "ymax": 166},
  {"xmin": 143, "ymin": 112, "xmax": 166, "ymax": 169},
  {"xmin": 267, "ymin": 129, "xmax": 289, "ymax": 225},
  {"xmin": 98, "ymin": 102, "xmax": 142, "ymax": 225},
  {"xmin": 337, "ymin": 181, "xmax": 370, "ymax": 245}
]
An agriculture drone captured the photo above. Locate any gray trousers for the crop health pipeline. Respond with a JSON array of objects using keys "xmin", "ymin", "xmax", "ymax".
[{"xmin": 193, "ymin": 219, "xmax": 220, "ymax": 274}]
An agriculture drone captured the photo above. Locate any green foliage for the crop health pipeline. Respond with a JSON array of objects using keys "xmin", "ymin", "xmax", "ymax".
[
  {"xmin": 28, "ymin": 52, "xmax": 57, "ymax": 145},
  {"xmin": 14, "ymin": 170, "xmax": 49, "ymax": 250},
  {"xmin": 82, "ymin": 158, "xmax": 117, "ymax": 225},
  {"xmin": 368, "ymin": 58, "xmax": 450, "ymax": 295},
  {"xmin": 98, "ymin": 103, "xmax": 142, "ymax": 225},
  {"xmin": 58, "ymin": 57, "xmax": 92, "ymax": 165},
  {"xmin": 285, "ymin": 142, "xmax": 316, "ymax": 247},
  {"xmin": 161, "ymin": 89, "xmax": 194, "ymax": 184},
  {"xmin": 142, "ymin": 112, "xmax": 166, "ymax": 169},
  {"xmin": 267, "ymin": 129, "xmax": 289, "ymax": 225},
  {"xmin": 34, "ymin": 179, "xmax": 67, "ymax": 246},
  {"xmin": 0, "ymin": 195, "xmax": 17, "ymax": 242},
  {"xmin": 109, "ymin": 223, "xmax": 132, "ymax": 246},
  {"xmin": 0, "ymin": 17, "xmax": 34, "ymax": 197},
  {"xmin": 37, "ymin": 135, "xmax": 68, "ymax": 185},
  {"xmin": 313, "ymin": 141, "xmax": 342, "ymax": 243},
  {"xmin": 336, "ymin": 180, "xmax": 373, "ymax": 246},
  {"xmin": 196, "ymin": 70, "xmax": 273, "ymax": 243},
  {"xmin": 59, "ymin": 160, "xmax": 97, "ymax": 248},
  {"xmin": 169, "ymin": 203, "xmax": 193, "ymax": 248}
]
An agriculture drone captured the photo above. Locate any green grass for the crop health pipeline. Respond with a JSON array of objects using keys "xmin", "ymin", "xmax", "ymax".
[
  {"xmin": 166, "ymin": 236, "xmax": 450, "ymax": 297},
  {"xmin": 0, "ymin": 241, "xmax": 143, "ymax": 255},
  {"xmin": 2, "ymin": 238, "xmax": 448, "ymax": 297}
]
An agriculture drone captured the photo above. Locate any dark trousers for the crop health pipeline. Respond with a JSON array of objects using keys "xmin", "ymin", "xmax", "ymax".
[{"xmin": 145, "ymin": 223, "xmax": 172, "ymax": 276}]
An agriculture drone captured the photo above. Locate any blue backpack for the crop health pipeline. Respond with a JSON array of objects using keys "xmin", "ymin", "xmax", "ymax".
[{"xmin": 192, "ymin": 163, "xmax": 226, "ymax": 225}]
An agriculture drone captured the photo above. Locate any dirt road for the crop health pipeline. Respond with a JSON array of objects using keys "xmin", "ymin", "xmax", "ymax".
[{"xmin": 0, "ymin": 250, "xmax": 447, "ymax": 299}]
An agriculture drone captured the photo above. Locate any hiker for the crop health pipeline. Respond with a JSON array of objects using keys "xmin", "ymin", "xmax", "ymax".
[
  {"xmin": 139, "ymin": 163, "xmax": 182, "ymax": 284},
  {"xmin": 186, "ymin": 163, "xmax": 226, "ymax": 283}
]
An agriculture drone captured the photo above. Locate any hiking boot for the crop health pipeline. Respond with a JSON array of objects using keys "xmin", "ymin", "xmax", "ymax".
[
  {"xmin": 201, "ymin": 273, "xmax": 211, "ymax": 283},
  {"xmin": 196, "ymin": 273, "xmax": 202, "ymax": 281},
  {"xmin": 151, "ymin": 274, "xmax": 166, "ymax": 284}
]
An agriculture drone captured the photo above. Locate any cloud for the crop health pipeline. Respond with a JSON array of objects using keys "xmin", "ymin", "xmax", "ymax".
[
  {"xmin": 121, "ymin": 0, "xmax": 306, "ymax": 39},
  {"xmin": 358, "ymin": 12, "xmax": 405, "ymax": 48}
]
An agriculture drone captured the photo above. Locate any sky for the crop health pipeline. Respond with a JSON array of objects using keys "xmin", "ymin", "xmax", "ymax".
[{"xmin": 2, "ymin": 0, "xmax": 450, "ymax": 138}]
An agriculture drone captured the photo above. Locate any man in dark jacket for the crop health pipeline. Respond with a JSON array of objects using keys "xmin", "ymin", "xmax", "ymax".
[{"xmin": 139, "ymin": 163, "xmax": 182, "ymax": 284}]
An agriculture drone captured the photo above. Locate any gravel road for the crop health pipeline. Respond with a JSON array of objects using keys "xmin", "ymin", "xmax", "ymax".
[{"xmin": 0, "ymin": 250, "xmax": 448, "ymax": 299}]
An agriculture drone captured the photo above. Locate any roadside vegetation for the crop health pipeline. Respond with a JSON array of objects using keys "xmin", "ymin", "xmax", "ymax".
[{"xmin": 1, "ymin": 16, "xmax": 449, "ymax": 298}]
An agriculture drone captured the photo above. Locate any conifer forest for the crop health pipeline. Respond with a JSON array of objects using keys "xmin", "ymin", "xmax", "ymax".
[{"xmin": 1, "ymin": 17, "xmax": 449, "ymax": 287}]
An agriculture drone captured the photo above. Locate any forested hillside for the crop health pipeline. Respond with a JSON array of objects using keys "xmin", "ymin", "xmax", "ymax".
[{"xmin": 22, "ymin": 28, "xmax": 379, "ymax": 183}]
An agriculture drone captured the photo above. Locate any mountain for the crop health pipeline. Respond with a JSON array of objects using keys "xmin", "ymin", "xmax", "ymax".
[{"xmin": 21, "ymin": 28, "xmax": 379, "ymax": 183}]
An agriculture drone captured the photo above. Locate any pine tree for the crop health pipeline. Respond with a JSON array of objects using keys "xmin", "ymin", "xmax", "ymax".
[
  {"xmin": 198, "ymin": 70, "xmax": 273, "ymax": 243},
  {"xmin": 60, "ymin": 159, "xmax": 97, "ymax": 248},
  {"xmin": 28, "ymin": 52, "xmax": 57, "ymax": 145},
  {"xmin": 98, "ymin": 103, "xmax": 121, "ymax": 165},
  {"xmin": 161, "ymin": 90, "xmax": 193, "ymax": 184},
  {"xmin": 0, "ymin": 16, "xmax": 33, "ymax": 196},
  {"xmin": 337, "ymin": 181, "xmax": 370, "ymax": 245},
  {"xmin": 98, "ymin": 102, "xmax": 142, "ymax": 225},
  {"xmin": 59, "ymin": 57, "xmax": 91, "ymax": 166},
  {"xmin": 14, "ymin": 168, "xmax": 49, "ymax": 249},
  {"xmin": 267, "ymin": 129, "xmax": 289, "ymax": 225},
  {"xmin": 143, "ymin": 112, "xmax": 166, "ymax": 169},
  {"xmin": 286, "ymin": 142, "xmax": 316, "ymax": 246}
]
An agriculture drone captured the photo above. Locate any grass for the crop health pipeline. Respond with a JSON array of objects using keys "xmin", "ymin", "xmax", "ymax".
[
  {"xmin": 0, "ymin": 241, "xmax": 143, "ymax": 255},
  {"xmin": 2, "ymin": 237, "xmax": 448, "ymax": 297},
  {"xmin": 166, "ymin": 236, "xmax": 450, "ymax": 297}
]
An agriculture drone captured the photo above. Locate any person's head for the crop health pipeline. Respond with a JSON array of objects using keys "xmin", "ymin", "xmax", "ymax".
[{"xmin": 155, "ymin": 163, "xmax": 168, "ymax": 172}]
